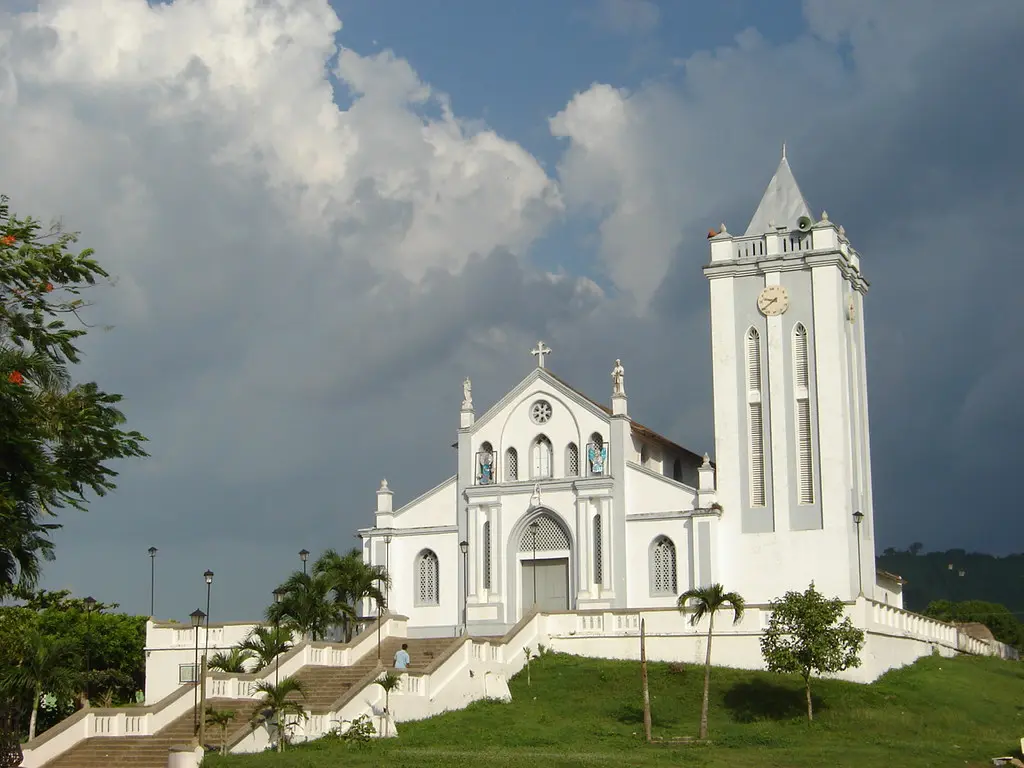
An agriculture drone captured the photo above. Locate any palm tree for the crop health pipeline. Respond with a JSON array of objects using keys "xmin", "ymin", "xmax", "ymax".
[
  {"xmin": 266, "ymin": 571, "xmax": 343, "ymax": 642},
  {"xmin": 208, "ymin": 648, "xmax": 254, "ymax": 674},
  {"xmin": 314, "ymin": 548, "xmax": 389, "ymax": 641},
  {"xmin": 238, "ymin": 626, "xmax": 291, "ymax": 672},
  {"xmin": 205, "ymin": 707, "xmax": 236, "ymax": 755},
  {"xmin": 374, "ymin": 671, "xmax": 401, "ymax": 737},
  {"xmin": 677, "ymin": 583, "xmax": 745, "ymax": 740},
  {"xmin": 0, "ymin": 629, "xmax": 80, "ymax": 740},
  {"xmin": 249, "ymin": 678, "xmax": 307, "ymax": 753}
]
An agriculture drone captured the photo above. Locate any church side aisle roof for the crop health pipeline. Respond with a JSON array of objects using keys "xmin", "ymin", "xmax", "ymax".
[{"xmin": 744, "ymin": 153, "xmax": 814, "ymax": 236}]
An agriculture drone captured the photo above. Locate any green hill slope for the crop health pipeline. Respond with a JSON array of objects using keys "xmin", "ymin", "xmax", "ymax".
[
  {"xmin": 208, "ymin": 651, "xmax": 1024, "ymax": 768},
  {"xmin": 877, "ymin": 548, "xmax": 1024, "ymax": 615}
]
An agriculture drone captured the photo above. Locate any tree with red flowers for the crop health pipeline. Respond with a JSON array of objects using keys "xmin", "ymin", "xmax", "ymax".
[{"xmin": 0, "ymin": 194, "xmax": 147, "ymax": 597}]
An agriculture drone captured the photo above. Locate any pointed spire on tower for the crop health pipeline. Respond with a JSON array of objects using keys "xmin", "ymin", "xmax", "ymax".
[{"xmin": 744, "ymin": 148, "xmax": 813, "ymax": 236}]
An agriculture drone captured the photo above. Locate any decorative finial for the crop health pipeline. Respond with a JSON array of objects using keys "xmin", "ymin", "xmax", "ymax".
[
  {"xmin": 839, "ymin": 224, "xmax": 846, "ymax": 236},
  {"xmin": 821, "ymin": 210, "xmax": 829, "ymax": 221},
  {"xmin": 379, "ymin": 478, "xmax": 390, "ymax": 491},
  {"xmin": 767, "ymin": 219, "xmax": 775, "ymax": 229},
  {"xmin": 702, "ymin": 453, "xmax": 711, "ymax": 467},
  {"xmin": 611, "ymin": 358, "xmax": 625, "ymax": 396},
  {"xmin": 719, "ymin": 222, "xmax": 728, "ymax": 233},
  {"xmin": 530, "ymin": 340, "xmax": 552, "ymax": 369},
  {"xmin": 462, "ymin": 377, "xmax": 473, "ymax": 409},
  {"xmin": 782, "ymin": 142, "xmax": 787, "ymax": 160}
]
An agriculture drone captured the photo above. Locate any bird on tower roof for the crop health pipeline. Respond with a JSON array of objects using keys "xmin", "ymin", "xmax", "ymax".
[{"xmin": 744, "ymin": 145, "xmax": 814, "ymax": 236}]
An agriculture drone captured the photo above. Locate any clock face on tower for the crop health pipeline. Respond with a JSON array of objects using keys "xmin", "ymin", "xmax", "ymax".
[{"xmin": 757, "ymin": 285, "xmax": 790, "ymax": 317}]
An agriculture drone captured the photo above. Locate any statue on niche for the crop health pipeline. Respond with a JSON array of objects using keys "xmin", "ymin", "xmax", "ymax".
[
  {"xmin": 588, "ymin": 443, "xmax": 608, "ymax": 475},
  {"xmin": 478, "ymin": 449, "xmax": 493, "ymax": 485},
  {"xmin": 611, "ymin": 359, "xmax": 625, "ymax": 396},
  {"xmin": 462, "ymin": 377, "xmax": 473, "ymax": 409}
]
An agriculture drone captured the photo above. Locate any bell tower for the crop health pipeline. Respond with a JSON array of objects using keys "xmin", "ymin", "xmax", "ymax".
[{"xmin": 703, "ymin": 151, "xmax": 875, "ymax": 603}]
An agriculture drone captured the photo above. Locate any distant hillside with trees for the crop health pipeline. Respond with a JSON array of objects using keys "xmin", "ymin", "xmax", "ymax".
[{"xmin": 877, "ymin": 545, "xmax": 1024, "ymax": 614}]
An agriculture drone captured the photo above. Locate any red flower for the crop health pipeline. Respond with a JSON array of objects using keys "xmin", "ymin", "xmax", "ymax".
[
  {"xmin": 8, "ymin": 371, "xmax": 24, "ymax": 385},
  {"xmin": 45, "ymin": 283, "xmax": 54, "ymax": 292},
  {"xmin": 1, "ymin": 235, "xmax": 14, "ymax": 246}
]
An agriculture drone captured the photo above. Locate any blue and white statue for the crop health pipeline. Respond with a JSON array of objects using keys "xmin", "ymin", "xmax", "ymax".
[{"xmin": 588, "ymin": 443, "xmax": 607, "ymax": 475}]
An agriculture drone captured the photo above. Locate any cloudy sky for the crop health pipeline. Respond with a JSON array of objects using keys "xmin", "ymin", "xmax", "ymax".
[{"xmin": 1, "ymin": 0, "xmax": 1021, "ymax": 621}]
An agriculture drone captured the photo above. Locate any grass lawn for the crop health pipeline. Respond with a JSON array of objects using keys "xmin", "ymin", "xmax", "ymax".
[{"xmin": 206, "ymin": 650, "xmax": 1024, "ymax": 767}]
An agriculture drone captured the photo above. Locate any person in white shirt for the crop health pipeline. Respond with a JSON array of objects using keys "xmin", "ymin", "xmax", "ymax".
[{"xmin": 393, "ymin": 643, "xmax": 410, "ymax": 670}]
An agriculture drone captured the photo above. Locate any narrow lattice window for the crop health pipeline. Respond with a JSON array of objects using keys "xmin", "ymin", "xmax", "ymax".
[
  {"xmin": 793, "ymin": 324, "xmax": 814, "ymax": 504},
  {"xmin": 747, "ymin": 328, "xmax": 766, "ymax": 507},
  {"xmin": 567, "ymin": 443, "xmax": 579, "ymax": 476},
  {"xmin": 532, "ymin": 435, "xmax": 553, "ymax": 479},
  {"xmin": 651, "ymin": 536, "xmax": 677, "ymax": 595},
  {"xmin": 593, "ymin": 514, "xmax": 603, "ymax": 584},
  {"xmin": 416, "ymin": 550, "xmax": 439, "ymax": 605},
  {"xmin": 506, "ymin": 448, "xmax": 518, "ymax": 481},
  {"xmin": 482, "ymin": 521, "xmax": 492, "ymax": 590}
]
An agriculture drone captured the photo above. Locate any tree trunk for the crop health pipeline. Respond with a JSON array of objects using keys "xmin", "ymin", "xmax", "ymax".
[
  {"xmin": 640, "ymin": 619, "xmax": 652, "ymax": 743},
  {"xmin": 28, "ymin": 684, "xmax": 40, "ymax": 741},
  {"xmin": 700, "ymin": 613, "xmax": 715, "ymax": 740},
  {"xmin": 221, "ymin": 726, "xmax": 227, "ymax": 756},
  {"xmin": 804, "ymin": 675, "xmax": 813, "ymax": 722}
]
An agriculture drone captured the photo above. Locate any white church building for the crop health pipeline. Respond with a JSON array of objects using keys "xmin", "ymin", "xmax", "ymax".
[{"xmin": 359, "ymin": 153, "xmax": 900, "ymax": 638}]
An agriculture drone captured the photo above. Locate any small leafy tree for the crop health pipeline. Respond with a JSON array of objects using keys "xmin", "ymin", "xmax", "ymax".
[
  {"xmin": 374, "ymin": 671, "xmax": 400, "ymax": 737},
  {"xmin": 760, "ymin": 582, "xmax": 865, "ymax": 722},
  {"xmin": 249, "ymin": 678, "xmax": 306, "ymax": 752},
  {"xmin": 522, "ymin": 645, "xmax": 534, "ymax": 687},
  {"xmin": 0, "ymin": 628, "xmax": 80, "ymax": 739},
  {"xmin": 678, "ymin": 583, "xmax": 745, "ymax": 740},
  {"xmin": 205, "ymin": 707, "xmax": 236, "ymax": 755}
]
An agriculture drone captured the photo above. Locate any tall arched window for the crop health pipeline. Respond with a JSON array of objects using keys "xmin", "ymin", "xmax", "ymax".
[
  {"xmin": 650, "ymin": 536, "xmax": 677, "ymax": 596},
  {"xmin": 566, "ymin": 443, "xmax": 580, "ymax": 476},
  {"xmin": 746, "ymin": 327, "xmax": 766, "ymax": 506},
  {"xmin": 415, "ymin": 550, "xmax": 439, "ymax": 606},
  {"xmin": 482, "ymin": 521, "xmax": 492, "ymax": 590},
  {"xmin": 640, "ymin": 444, "xmax": 650, "ymax": 466},
  {"xmin": 673, "ymin": 457, "xmax": 683, "ymax": 481},
  {"xmin": 531, "ymin": 435, "xmax": 553, "ymax": 479},
  {"xmin": 506, "ymin": 447, "xmax": 519, "ymax": 481},
  {"xmin": 593, "ymin": 514, "xmax": 603, "ymax": 584},
  {"xmin": 793, "ymin": 324, "xmax": 814, "ymax": 504}
]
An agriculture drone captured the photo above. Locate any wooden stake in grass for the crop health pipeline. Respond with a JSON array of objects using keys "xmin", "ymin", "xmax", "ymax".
[{"xmin": 640, "ymin": 619, "xmax": 652, "ymax": 743}]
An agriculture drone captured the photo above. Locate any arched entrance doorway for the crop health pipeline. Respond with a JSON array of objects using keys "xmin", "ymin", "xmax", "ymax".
[{"xmin": 516, "ymin": 511, "xmax": 571, "ymax": 616}]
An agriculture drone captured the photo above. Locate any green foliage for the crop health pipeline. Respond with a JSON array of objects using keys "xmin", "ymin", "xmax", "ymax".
[
  {"xmin": 238, "ymin": 626, "xmax": 291, "ymax": 671},
  {"xmin": 202, "ymin": 653, "xmax": 1024, "ymax": 768},
  {"xmin": 0, "ymin": 195, "xmax": 147, "ymax": 596},
  {"xmin": 922, "ymin": 599, "xmax": 1024, "ymax": 649},
  {"xmin": 677, "ymin": 582, "xmax": 745, "ymax": 740},
  {"xmin": 209, "ymin": 647, "xmax": 256, "ymax": 674},
  {"xmin": 250, "ymin": 678, "xmax": 307, "ymax": 753},
  {"xmin": 339, "ymin": 714, "xmax": 374, "ymax": 745},
  {"xmin": 0, "ymin": 627, "xmax": 80, "ymax": 740},
  {"xmin": 877, "ymin": 546, "xmax": 1024, "ymax": 626},
  {"xmin": 267, "ymin": 549, "xmax": 389, "ymax": 643},
  {"xmin": 206, "ymin": 707, "xmax": 238, "ymax": 756},
  {"xmin": 760, "ymin": 582, "xmax": 864, "ymax": 722}
]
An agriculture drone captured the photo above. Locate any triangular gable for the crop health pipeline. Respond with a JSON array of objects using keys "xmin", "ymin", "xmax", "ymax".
[{"xmin": 470, "ymin": 367, "xmax": 612, "ymax": 433}]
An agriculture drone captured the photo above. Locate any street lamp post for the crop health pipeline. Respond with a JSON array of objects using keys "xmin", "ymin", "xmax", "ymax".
[
  {"xmin": 459, "ymin": 540, "xmax": 469, "ymax": 634},
  {"xmin": 384, "ymin": 535, "xmax": 392, "ymax": 610},
  {"xmin": 530, "ymin": 521, "xmax": 540, "ymax": 607},
  {"xmin": 852, "ymin": 511, "xmax": 865, "ymax": 597},
  {"xmin": 84, "ymin": 596, "xmax": 96, "ymax": 707},
  {"xmin": 203, "ymin": 570, "xmax": 214, "ymax": 666},
  {"xmin": 189, "ymin": 608, "xmax": 206, "ymax": 735},
  {"xmin": 148, "ymin": 547, "xmax": 158, "ymax": 617},
  {"xmin": 299, "ymin": 549, "xmax": 309, "ymax": 575},
  {"xmin": 273, "ymin": 588, "xmax": 286, "ymax": 688}
]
